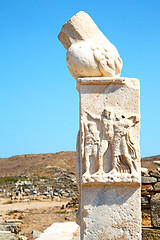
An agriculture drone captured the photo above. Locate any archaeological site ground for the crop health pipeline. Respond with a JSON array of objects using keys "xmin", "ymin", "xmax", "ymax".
[{"xmin": 0, "ymin": 152, "xmax": 160, "ymax": 239}]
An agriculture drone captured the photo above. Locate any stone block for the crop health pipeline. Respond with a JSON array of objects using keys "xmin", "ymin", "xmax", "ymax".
[
  {"xmin": 32, "ymin": 230, "xmax": 41, "ymax": 239},
  {"xmin": 153, "ymin": 182, "xmax": 160, "ymax": 191},
  {"xmin": 81, "ymin": 185, "xmax": 141, "ymax": 239},
  {"xmin": 141, "ymin": 190, "xmax": 151, "ymax": 198},
  {"xmin": 141, "ymin": 184, "xmax": 153, "ymax": 191},
  {"xmin": 142, "ymin": 177, "xmax": 157, "ymax": 184},
  {"xmin": 150, "ymin": 193, "xmax": 160, "ymax": 227},
  {"xmin": 149, "ymin": 169, "xmax": 160, "ymax": 178},
  {"xmin": 36, "ymin": 222, "xmax": 79, "ymax": 240},
  {"xmin": 141, "ymin": 196, "xmax": 150, "ymax": 209},
  {"xmin": 141, "ymin": 196, "xmax": 149, "ymax": 204},
  {"xmin": 142, "ymin": 227, "xmax": 160, "ymax": 240},
  {"xmin": 0, "ymin": 231, "xmax": 18, "ymax": 240},
  {"xmin": 141, "ymin": 168, "xmax": 149, "ymax": 176}
]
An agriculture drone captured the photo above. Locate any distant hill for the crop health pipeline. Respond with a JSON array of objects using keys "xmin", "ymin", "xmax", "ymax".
[
  {"xmin": 0, "ymin": 151, "xmax": 159, "ymax": 178},
  {"xmin": 0, "ymin": 151, "xmax": 76, "ymax": 178},
  {"xmin": 141, "ymin": 155, "xmax": 160, "ymax": 170}
]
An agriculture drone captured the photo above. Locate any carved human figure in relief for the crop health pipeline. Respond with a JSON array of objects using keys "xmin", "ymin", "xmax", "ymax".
[
  {"xmin": 110, "ymin": 112, "xmax": 139, "ymax": 174},
  {"xmin": 83, "ymin": 121, "xmax": 100, "ymax": 178},
  {"xmin": 85, "ymin": 109, "xmax": 114, "ymax": 176},
  {"xmin": 83, "ymin": 109, "xmax": 139, "ymax": 177}
]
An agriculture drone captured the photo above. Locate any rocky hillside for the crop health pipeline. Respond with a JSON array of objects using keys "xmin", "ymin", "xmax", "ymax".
[
  {"xmin": 141, "ymin": 155, "xmax": 160, "ymax": 170},
  {"xmin": 0, "ymin": 151, "xmax": 76, "ymax": 178},
  {"xmin": 0, "ymin": 151, "xmax": 159, "ymax": 178}
]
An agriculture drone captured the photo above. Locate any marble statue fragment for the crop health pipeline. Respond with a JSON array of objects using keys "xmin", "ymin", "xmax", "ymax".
[
  {"xmin": 58, "ymin": 11, "xmax": 141, "ymax": 240},
  {"xmin": 58, "ymin": 11, "xmax": 122, "ymax": 80}
]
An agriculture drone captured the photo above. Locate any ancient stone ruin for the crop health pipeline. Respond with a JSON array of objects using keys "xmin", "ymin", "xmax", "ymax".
[{"xmin": 59, "ymin": 11, "xmax": 141, "ymax": 240}]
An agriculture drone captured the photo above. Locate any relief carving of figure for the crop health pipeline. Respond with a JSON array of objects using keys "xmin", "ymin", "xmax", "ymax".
[
  {"xmin": 94, "ymin": 109, "xmax": 114, "ymax": 175},
  {"xmin": 82, "ymin": 109, "xmax": 139, "ymax": 178},
  {"xmin": 110, "ymin": 112, "xmax": 139, "ymax": 174},
  {"xmin": 84, "ymin": 109, "xmax": 114, "ymax": 176},
  {"xmin": 83, "ymin": 120, "xmax": 100, "ymax": 178}
]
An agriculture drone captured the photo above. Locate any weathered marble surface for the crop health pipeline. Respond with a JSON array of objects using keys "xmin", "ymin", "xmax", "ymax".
[
  {"xmin": 77, "ymin": 77, "xmax": 141, "ymax": 239},
  {"xmin": 78, "ymin": 77, "xmax": 140, "ymax": 184},
  {"xmin": 81, "ymin": 185, "xmax": 141, "ymax": 240},
  {"xmin": 58, "ymin": 11, "xmax": 122, "ymax": 80},
  {"xmin": 36, "ymin": 222, "xmax": 79, "ymax": 240}
]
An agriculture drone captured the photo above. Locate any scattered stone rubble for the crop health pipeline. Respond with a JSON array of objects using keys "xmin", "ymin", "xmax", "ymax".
[
  {"xmin": 10, "ymin": 178, "xmax": 77, "ymax": 201},
  {"xmin": 0, "ymin": 216, "xmax": 26, "ymax": 240},
  {"xmin": 1, "ymin": 166, "xmax": 160, "ymax": 239},
  {"xmin": 8, "ymin": 167, "xmax": 78, "ymax": 202},
  {"xmin": 0, "ymin": 166, "xmax": 78, "ymax": 240}
]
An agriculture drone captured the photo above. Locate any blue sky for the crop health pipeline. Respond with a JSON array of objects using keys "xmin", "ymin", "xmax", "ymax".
[{"xmin": 0, "ymin": 0, "xmax": 160, "ymax": 158}]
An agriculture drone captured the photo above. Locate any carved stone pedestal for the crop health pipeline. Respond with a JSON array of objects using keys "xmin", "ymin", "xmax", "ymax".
[{"xmin": 76, "ymin": 77, "xmax": 141, "ymax": 240}]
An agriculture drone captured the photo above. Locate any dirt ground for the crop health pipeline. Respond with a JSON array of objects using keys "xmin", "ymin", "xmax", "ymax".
[
  {"xmin": 0, "ymin": 197, "xmax": 152, "ymax": 240},
  {"xmin": 0, "ymin": 197, "xmax": 77, "ymax": 240}
]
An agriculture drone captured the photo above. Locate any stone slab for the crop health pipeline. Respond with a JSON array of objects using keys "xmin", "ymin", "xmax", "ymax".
[{"xmin": 36, "ymin": 222, "xmax": 79, "ymax": 240}]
